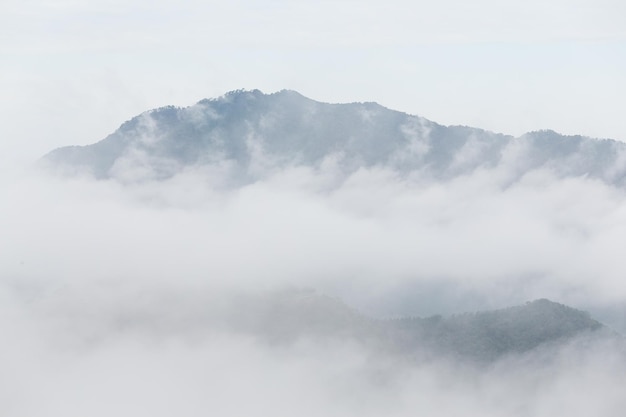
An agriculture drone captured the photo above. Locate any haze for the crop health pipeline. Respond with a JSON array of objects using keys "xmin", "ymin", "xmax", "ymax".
[{"xmin": 2, "ymin": 1, "xmax": 626, "ymax": 416}]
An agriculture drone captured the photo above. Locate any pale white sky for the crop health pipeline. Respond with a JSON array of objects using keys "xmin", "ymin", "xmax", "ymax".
[{"xmin": 1, "ymin": 0, "xmax": 625, "ymax": 168}]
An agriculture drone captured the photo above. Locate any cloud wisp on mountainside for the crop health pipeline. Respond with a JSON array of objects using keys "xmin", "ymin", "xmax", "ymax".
[
  {"xmin": 42, "ymin": 90, "xmax": 626, "ymax": 186},
  {"xmin": 33, "ymin": 90, "xmax": 626, "ymax": 314},
  {"xmin": 2, "ymin": 90, "xmax": 626, "ymax": 415}
]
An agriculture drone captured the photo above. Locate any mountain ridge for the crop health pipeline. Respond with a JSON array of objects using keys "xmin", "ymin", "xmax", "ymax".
[
  {"xmin": 41, "ymin": 89, "xmax": 626, "ymax": 186},
  {"xmin": 182, "ymin": 291, "xmax": 612, "ymax": 363}
]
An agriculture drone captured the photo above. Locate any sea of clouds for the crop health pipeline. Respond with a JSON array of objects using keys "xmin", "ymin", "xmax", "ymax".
[{"xmin": 2, "ymin": 149, "xmax": 626, "ymax": 415}]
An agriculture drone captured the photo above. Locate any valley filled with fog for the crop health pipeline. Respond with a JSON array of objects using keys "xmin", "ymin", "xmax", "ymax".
[{"xmin": 2, "ymin": 90, "xmax": 626, "ymax": 416}]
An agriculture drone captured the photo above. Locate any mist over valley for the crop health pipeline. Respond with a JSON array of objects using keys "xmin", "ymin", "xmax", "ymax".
[{"xmin": 3, "ymin": 90, "xmax": 626, "ymax": 416}]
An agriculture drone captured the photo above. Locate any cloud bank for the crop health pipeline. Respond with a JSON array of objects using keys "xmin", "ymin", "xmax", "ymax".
[{"xmin": 3, "ymin": 132, "xmax": 626, "ymax": 414}]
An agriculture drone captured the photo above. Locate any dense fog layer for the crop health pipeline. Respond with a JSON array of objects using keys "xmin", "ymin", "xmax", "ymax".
[
  {"xmin": 6, "ymin": 160, "xmax": 626, "ymax": 310},
  {"xmin": 3, "ymin": 150, "xmax": 626, "ymax": 415}
]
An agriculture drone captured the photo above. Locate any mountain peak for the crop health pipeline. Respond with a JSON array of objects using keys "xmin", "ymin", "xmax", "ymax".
[
  {"xmin": 390, "ymin": 298, "xmax": 606, "ymax": 362},
  {"xmin": 41, "ymin": 90, "xmax": 626, "ymax": 186},
  {"xmin": 225, "ymin": 293, "xmax": 609, "ymax": 363}
]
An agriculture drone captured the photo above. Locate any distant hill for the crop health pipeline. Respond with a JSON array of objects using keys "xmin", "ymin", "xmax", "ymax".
[
  {"xmin": 42, "ymin": 89, "xmax": 626, "ymax": 186},
  {"xmin": 386, "ymin": 298, "xmax": 606, "ymax": 362},
  {"xmin": 193, "ymin": 291, "xmax": 610, "ymax": 363}
]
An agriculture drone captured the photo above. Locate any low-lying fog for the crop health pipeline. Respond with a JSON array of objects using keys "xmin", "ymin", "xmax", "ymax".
[{"xmin": 2, "ymin": 157, "xmax": 626, "ymax": 416}]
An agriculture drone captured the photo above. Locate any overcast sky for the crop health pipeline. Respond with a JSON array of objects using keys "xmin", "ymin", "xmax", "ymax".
[{"xmin": 1, "ymin": 0, "xmax": 625, "ymax": 169}]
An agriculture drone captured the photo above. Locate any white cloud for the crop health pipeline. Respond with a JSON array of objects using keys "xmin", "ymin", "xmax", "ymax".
[
  {"xmin": 5, "ymin": 158, "xmax": 626, "ymax": 313},
  {"xmin": 3, "ymin": 153, "xmax": 626, "ymax": 414}
]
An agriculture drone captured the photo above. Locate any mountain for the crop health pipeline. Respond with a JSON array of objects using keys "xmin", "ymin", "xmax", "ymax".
[
  {"xmin": 193, "ymin": 291, "xmax": 610, "ymax": 363},
  {"xmin": 83, "ymin": 287, "xmax": 606, "ymax": 363},
  {"xmin": 42, "ymin": 89, "xmax": 626, "ymax": 186},
  {"xmin": 387, "ymin": 298, "xmax": 608, "ymax": 362}
]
